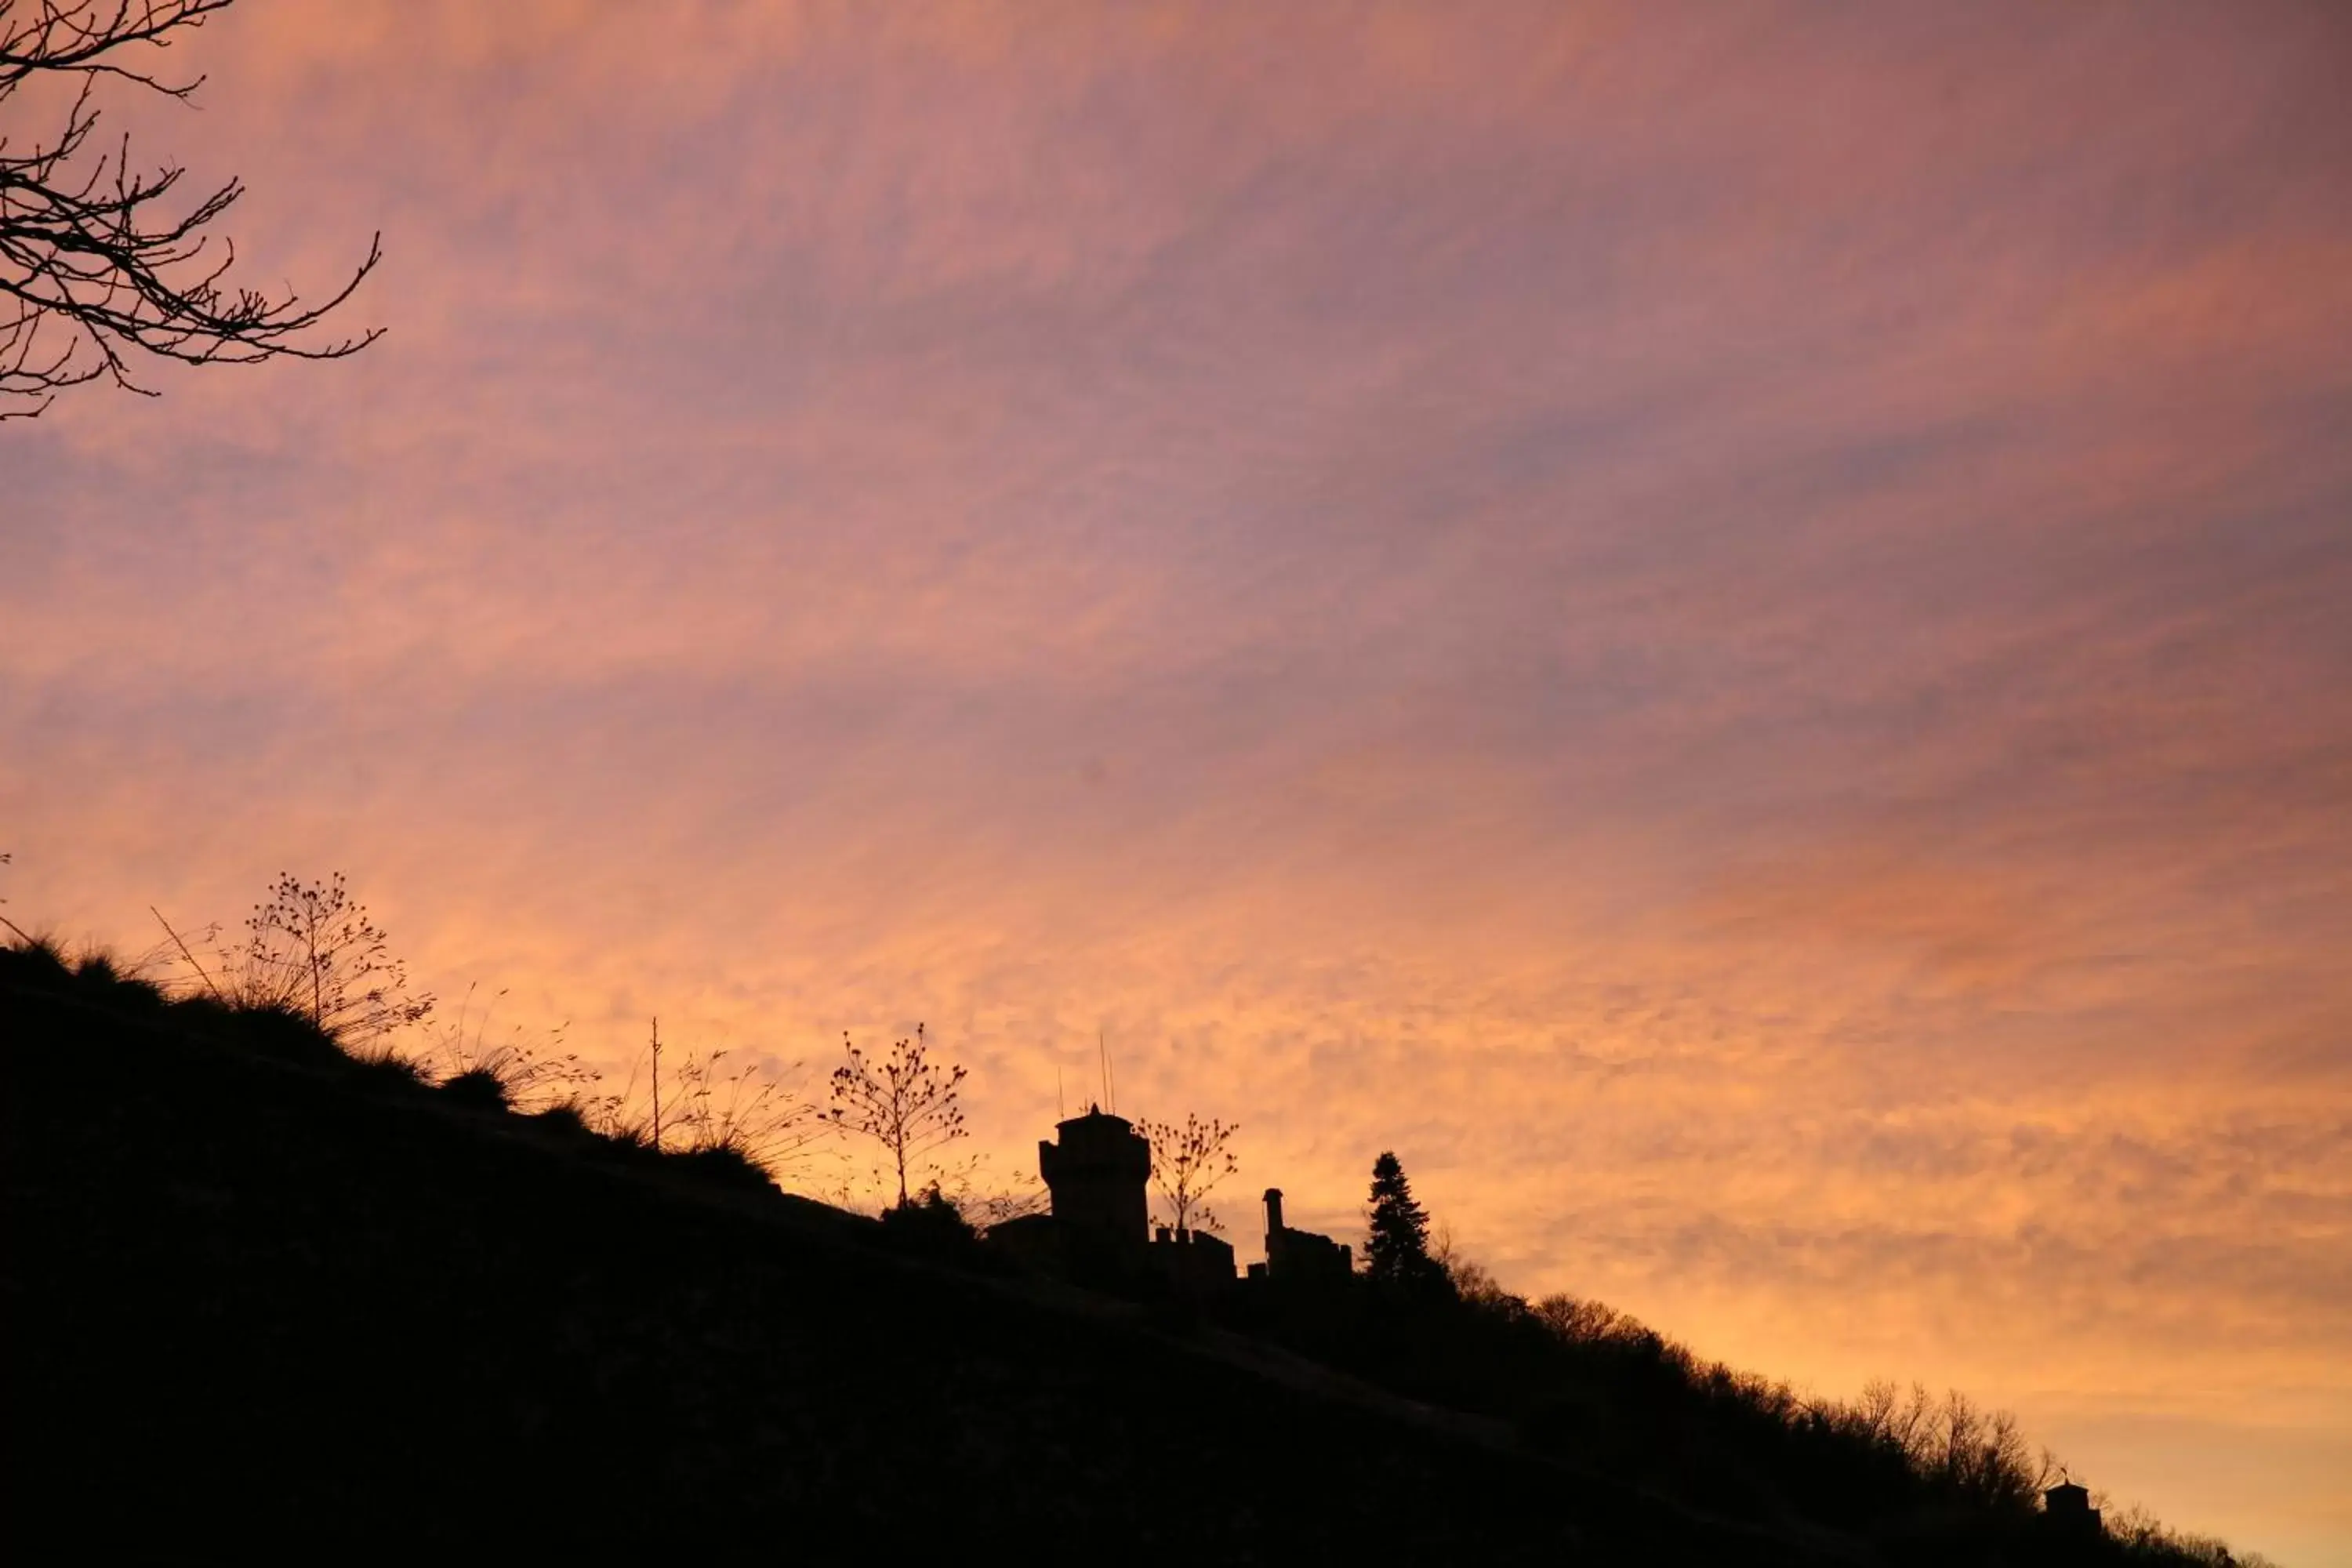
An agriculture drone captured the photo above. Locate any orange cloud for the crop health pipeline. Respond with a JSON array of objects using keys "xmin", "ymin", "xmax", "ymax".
[{"xmin": 5, "ymin": 4, "xmax": 2348, "ymax": 1559}]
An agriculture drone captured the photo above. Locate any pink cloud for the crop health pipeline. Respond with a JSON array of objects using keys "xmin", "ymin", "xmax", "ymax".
[{"xmin": 5, "ymin": 4, "xmax": 2348, "ymax": 1559}]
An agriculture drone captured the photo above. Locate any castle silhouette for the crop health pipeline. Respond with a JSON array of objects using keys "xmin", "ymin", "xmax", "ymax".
[{"xmin": 989, "ymin": 1106, "xmax": 1352, "ymax": 1290}]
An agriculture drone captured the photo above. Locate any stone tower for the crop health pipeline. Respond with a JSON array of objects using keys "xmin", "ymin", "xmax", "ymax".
[{"xmin": 1036, "ymin": 1107, "xmax": 1150, "ymax": 1258}]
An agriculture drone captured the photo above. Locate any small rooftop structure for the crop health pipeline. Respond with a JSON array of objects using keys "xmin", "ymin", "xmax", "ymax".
[{"xmin": 2042, "ymin": 1479, "xmax": 2101, "ymax": 1537}]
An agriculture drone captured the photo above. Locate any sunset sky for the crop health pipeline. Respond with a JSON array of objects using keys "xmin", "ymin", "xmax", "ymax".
[{"xmin": 5, "ymin": 2, "xmax": 2348, "ymax": 1558}]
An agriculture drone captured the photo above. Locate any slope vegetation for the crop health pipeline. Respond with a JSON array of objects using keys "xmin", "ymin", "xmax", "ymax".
[{"xmin": 4, "ymin": 946, "xmax": 1828, "ymax": 1562}]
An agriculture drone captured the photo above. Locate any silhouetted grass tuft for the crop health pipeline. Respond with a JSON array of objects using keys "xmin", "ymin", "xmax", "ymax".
[
  {"xmin": 63, "ymin": 948, "xmax": 171, "ymax": 1014},
  {"xmin": 532, "ymin": 1099, "xmax": 595, "ymax": 1138},
  {"xmin": 670, "ymin": 1140, "xmax": 775, "ymax": 1194},
  {"xmin": 230, "ymin": 1002, "xmax": 345, "ymax": 1065},
  {"xmin": 71, "ymin": 949, "xmax": 122, "ymax": 984},
  {"xmin": 4, "ymin": 930, "xmax": 71, "ymax": 976},
  {"xmin": 347, "ymin": 1047, "xmax": 431, "ymax": 1094},
  {"xmin": 592, "ymin": 1118, "xmax": 659, "ymax": 1160},
  {"xmin": 438, "ymin": 1067, "xmax": 510, "ymax": 1112},
  {"xmin": 877, "ymin": 1181, "xmax": 977, "ymax": 1257},
  {"xmin": 1, "ymin": 929, "xmax": 390, "ymax": 1076}
]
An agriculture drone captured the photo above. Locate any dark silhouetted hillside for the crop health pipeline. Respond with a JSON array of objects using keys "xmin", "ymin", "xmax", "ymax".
[{"xmin": 1, "ymin": 942, "xmax": 2245, "ymax": 1563}]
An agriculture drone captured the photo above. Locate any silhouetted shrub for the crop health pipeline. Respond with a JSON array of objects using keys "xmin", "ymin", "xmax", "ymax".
[
  {"xmin": 661, "ymin": 1044, "xmax": 822, "ymax": 1176},
  {"xmin": 670, "ymin": 1141, "xmax": 775, "ymax": 1195},
  {"xmin": 230, "ymin": 1002, "xmax": 345, "ymax": 1065},
  {"xmin": 419, "ymin": 984, "xmax": 594, "ymax": 1113},
  {"xmin": 70, "ymin": 950, "xmax": 169, "ymax": 1012},
  {"xmin": 878, "ymin": 1182, "xmax": 975, "ymax": 1254},
  {"xmin": 1219, "ymin": 1261, "xmax": 2175, "ymax": 1556},
  {"xmin": 347, "ymin": 1048, "xmax": 430, "ymax": 1095},
  {"xmin": 533, "ymin": 1101, "xmax": 594, "ymax": 1139},
  {"xmin": 586, "ymin": 1118, "xmax": 665, "ymax": 1171},
  {"xmin": 438, "ymin": 1068, "xmax": 510, "ymax": 1112},
  {"xmin": 1, "ymin": 930, "xmax": 72, "ymax": 979},
  {"xmin": 171, "ymin": 873, "xmax": 434, "ymax": 1049},
  {"xmin": 2, "ymin": 936, "xmax": 169, "ymax": 1015}
]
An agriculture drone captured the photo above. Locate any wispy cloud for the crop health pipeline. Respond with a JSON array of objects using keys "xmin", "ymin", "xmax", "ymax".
[{"xmin": 5, "ymin": 3, "xmax": 2348, "ymax": 1558}]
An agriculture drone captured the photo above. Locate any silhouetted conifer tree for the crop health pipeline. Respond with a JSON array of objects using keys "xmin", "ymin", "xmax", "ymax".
[{"xmin": 1364, "ymin": 1150, "xmax": 1445, "ymax": 1292}]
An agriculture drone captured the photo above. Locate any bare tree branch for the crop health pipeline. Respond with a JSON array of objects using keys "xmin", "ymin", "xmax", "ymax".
[{"xmin": 0, "ymin": 1, "xmax": 379, "ymax": 416}]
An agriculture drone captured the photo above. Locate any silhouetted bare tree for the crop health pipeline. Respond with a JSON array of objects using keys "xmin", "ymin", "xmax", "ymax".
[
  {"xmin": 1, "ymin": 0, "xmax": 380, "ymax": 415},
  {"xmin": 824, "ymin": 1023, "xmax": 966, "ymax": 1208},
  {"xmin": 1429, "ymin": 1224, "xmax": 1513, "ymax": 1307},
  {"xmin": 1138, "ymin": 1111, "xmax": 1239, "ymax": 1234},
  {"xmin": 190, "ymin": 871, "xmax": 432, "ymax": 1047},
  {"xmin": 1530, "ymin": 1292, "xmax": 1638, "ymax": 1345}
]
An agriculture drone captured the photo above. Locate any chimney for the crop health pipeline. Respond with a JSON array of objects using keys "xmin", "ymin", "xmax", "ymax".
[{"xmin": 1264, "ymin": 1187, "xmax": 1285, "ymax": 1235}]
